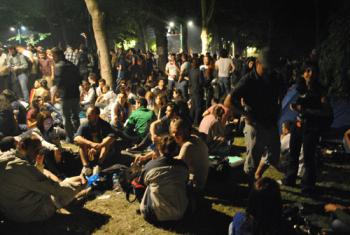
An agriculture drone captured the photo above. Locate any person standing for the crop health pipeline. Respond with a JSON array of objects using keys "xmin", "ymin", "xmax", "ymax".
[
  {"xmin": 51, "ymin": 47, "xmax": 81, "ymax": 143},
  {"xmin": 7, "ymin": 46, "xmax": 29, "ymax": 102},
  {"xmin": 200, "ymin": 54, "xmax": 215, "ymax": 109},
  {"xmin": 283, "ymin": 65, "xmax": 333, "ymax": 195},
  {"xmin": 225, "ymin": 48, "xmax": 281, "ymax": 185},
  {"xmin": 189, "ymin": 58, "xmax": 204, "ymax": 126},
  {"xmin": 38, "ymin": 50, "xmax": 54, "ymax": 88},
  {"xmin": 176, "ymin": 53, "xmax": 190, "ymax": 101},
  {"xmin": 215, "ymin": 49, "xmax": 234, "ymax": 97},
  {"xmin": 0, "ymin": 47, "xmax": 10, "ymax": 92},
  {"xmin": 165, "ymin": 54, "xmax": 179, "ymax": 98}
]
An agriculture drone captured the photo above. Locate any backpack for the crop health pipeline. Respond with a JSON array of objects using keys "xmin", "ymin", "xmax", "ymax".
[
  {"xmin": 208, "ymin": 156, "xmax": 231, "ymax": 181},
  {"xmin": 102, "ymin": 163, "xmax": 145, "ymax": 202}
]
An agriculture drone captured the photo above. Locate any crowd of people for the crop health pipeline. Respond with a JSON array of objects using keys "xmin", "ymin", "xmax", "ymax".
[{"xmin": 0, "ymin": 43, "xmax": 349, "ymax": 234}]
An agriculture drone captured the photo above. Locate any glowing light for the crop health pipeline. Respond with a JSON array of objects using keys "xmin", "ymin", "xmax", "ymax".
[
  {"xmin": 246, "ymin": 46, "xmax": 257, "ymax": 56},
  {"xmin": 169, "ymin": 22, "xmax": 175, "ymax": 28},
  {"xmin": 20, "ymin": 26, "xmax": 26, "ymax": 31},
  {"xmin": 10, "ymin": 27, "xmax": 16, "ymax": 32},
  {"xmin": 187, "ymin": 21, "xmax": 194, "ymax": 27}
]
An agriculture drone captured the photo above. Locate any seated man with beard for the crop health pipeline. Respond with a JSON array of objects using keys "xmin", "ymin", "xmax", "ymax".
[{"xmin": 74, "ymin": 106, "xmax": 115, "ymax": 176}]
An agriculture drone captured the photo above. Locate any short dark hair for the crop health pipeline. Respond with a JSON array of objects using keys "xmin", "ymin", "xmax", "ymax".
[
  {"xmin": 136, "ymin": 97, "xmax": 148, "ymax": 107},
  {"xmin": 170, "ymin": 118, "xmax": 191, "ymax": 139},
  {"xmin": 247, "ymin": 177, "xmax": 282, "ymax": 234},
  {"xmin": 158, "ymin": 135, "xmax": 179, "ymax": 158},
  {"xmin": 20, "ymin": 136, "xmax": 42, "ymax": 152},
  {"xmin": 51, "ymin": 47, "xmax": 64, "ymax": 59},
  {"xmin": 98, "ymin": 78, "xmax": 106, "ymax": 84},
  {"xmin": 87, "ymin": 105, "xmax": 100, "ymax": 115},
  {"xmin": 219, "ymin": 49, "xmax": 228, "ymax": 58},
  {"xmin": 136, "ymin": 87, "xmax": 146, "ymax": 97}
]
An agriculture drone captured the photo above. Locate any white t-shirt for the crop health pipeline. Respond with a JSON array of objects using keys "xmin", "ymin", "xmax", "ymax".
[
  {"xmin": 165, "ymin": 62, "xmax": 178, "ymax": 81},
  {"xmin": 215, "ymin": 58, "xmax": 234, "ymax": 77}
]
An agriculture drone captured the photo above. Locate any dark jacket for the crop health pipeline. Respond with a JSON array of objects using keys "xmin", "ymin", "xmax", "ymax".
[
  {"xmin": 55, "ymin": 59, "xmax": 81, "ymax": 99},
  {"xmin": 230, "ymin": 69, "xmax": 282, "ymax": 128}
]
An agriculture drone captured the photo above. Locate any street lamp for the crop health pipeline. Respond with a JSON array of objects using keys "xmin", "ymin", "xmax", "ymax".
[
  {"xmin": 187, "ymin": 21, "xmax": 194, "ymax": 27},
  {"xmin": 169, "ymin": 21, "xmax": 175, "ymax": 28},
  {"xmin": 9, "ymin": 25, "xmax": 26, "ymax": 44}
]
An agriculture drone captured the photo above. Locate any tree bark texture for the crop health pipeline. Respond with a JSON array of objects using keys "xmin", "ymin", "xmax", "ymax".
[{"xmin": 84, "ymin": 0, "xmax": 113, "ymax": 86}]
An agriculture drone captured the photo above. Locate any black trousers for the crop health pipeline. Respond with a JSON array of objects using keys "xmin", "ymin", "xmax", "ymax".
[
  {"xmin": 285, "ymin": 123, "xmax": 320, "ymax": 190},
  {"xmin": 190, "ymin": 95, "xmax": 203, "ymax": 126}
]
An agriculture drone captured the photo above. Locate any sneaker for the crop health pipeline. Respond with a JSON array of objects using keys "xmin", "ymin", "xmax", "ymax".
[
  {"xmin": 93, "ymin": 165, "xmax": 101, "ymax": 175},
  {"xmin": 81, "ymin": 166, "xmax": 93, "ymax": 176}
]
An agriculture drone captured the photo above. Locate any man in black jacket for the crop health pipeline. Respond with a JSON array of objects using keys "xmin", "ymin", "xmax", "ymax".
[
  {"xmin": 52, "ymin": 47, "xmax": 81, "ymax": 143},
  {"xmin": 225, "ymin": 48, "xmax": 282, "ymax": 184}
]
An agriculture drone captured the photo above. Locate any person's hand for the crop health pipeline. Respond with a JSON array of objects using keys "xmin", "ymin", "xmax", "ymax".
[
  {"xmin": 90, "ymin": 142, "xmax": 99, "ymax": 149},
  {"xmin": 134, "ymin": 154, "xmax": 151, "ymax": 164},
  {"xmin": 151, "ymin": 134, "xmax": 161, "ymax": 143},
  {"xmin": 325, "ymin": 203, "xmax": 344, "ymax": 212},
  {"xmin": 79, "ymin": 174, "xmax": 87, "ymax": 185},
  {"xmin": 88, "ymin": 148, "xmax": 97, "ymax": 161}
]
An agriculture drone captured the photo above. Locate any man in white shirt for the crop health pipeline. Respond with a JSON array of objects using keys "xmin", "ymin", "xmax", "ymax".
[
  {"xmin": 215, "ymin": 49, "xmax": 235, "ymax": 96},
  {"xmin": 80, "ymin": 80, "xmax": 96, "ymax": 110},
  {"xmin": 165, "ymin": 53, "xmax": 179, "ymax": 97}
]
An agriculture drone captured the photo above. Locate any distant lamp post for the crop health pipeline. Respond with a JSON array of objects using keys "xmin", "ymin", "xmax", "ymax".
[
  {"xmin": 9, "ymin": 25, "xmax": 26, "ymax": 45},
  {"xmin": 167, "ymin": 20, "xmax": 195, "ymax": 53}
]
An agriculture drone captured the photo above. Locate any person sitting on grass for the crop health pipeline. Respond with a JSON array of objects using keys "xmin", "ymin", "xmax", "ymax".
[
  {"xmin": 122, "ymin": 97, "xmax": 156, "ymax": 144},
  {"xmin": 228, "ymin": 177, "xmax": 292, "ymax": 235},
  {"xmin": 170, "ymin": 118, "xmax": 209, "ymax": 191},
  {"xmin": 198, "ymin": 105, "xmax": 227, "ymax": 154},
  {"xmin": 0, "ymin": 136, "xmax": 85, "ymax": 223},
  {"xmin": 74, "ymin": 106, "xmax": 115, "ymax": 176},
  {"xmin": 139, "ymin": 135, "xmax": 189, "ymax": 224}
]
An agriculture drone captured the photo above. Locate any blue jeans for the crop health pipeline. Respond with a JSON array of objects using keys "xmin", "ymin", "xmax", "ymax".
[
  {"xmin": 218, "ymin": 77, "xmax": 230, "ymax": 97},
  {"xmin": 17, "ymin": 73, "xmax": 29, "ymax": 102},
  {"xmin": 176, "ymin": 80, "xmax": 189, "ymax": 100},
  {"xmin": 62, "ymin": 98, "xmax": 80, "ymax": 141}
]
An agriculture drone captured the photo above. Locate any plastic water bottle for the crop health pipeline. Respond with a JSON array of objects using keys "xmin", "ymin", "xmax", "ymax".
[{"xmin": 112, "ymin": 173, "xmax": 120, "ymax": 191}]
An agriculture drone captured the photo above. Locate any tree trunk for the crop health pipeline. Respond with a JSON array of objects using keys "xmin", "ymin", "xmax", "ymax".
[
  {"xmin": 154, "ymin": 24, "xmax": 168, "ymax": 71},
  {"xmin": 201, "ymin": 0, "xmax": 215, "ymax": 54},
  {"xmin": 182, "ymin": 23, "xmax": 188, "ymax": 54},
  {"xmin": 136, "ymin": 19, "xmax": 147, "ymax": 52},
  {"xmin": 84, "ymin": 0, "xmax": 112, "ymax": 86},
  {"xmin": 201, "ymin": 28, "xmax": 209, "ymax": 54}
]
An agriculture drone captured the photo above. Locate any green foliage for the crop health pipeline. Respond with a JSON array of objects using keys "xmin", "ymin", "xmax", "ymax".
[
  {"xmin": 8, "ymin": 32, "xmax": 51, "ymax": 45},
  {"xmin": 319, "ymin": 8, "xmax": 350, "ymax": 99}
]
